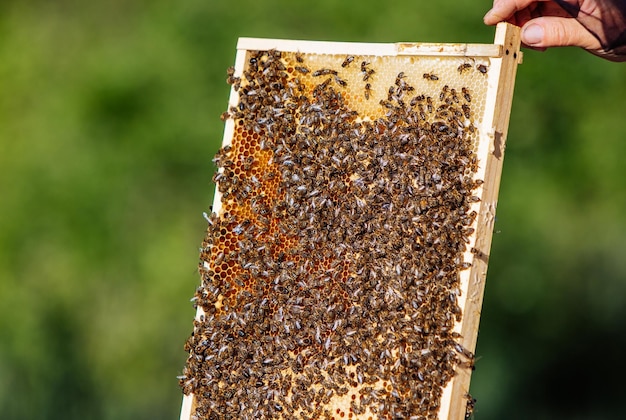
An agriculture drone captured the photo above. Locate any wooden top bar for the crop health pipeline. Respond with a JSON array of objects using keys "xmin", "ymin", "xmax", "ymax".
[{"xmin": 238, "ymin": 37, "xmax": 506, "ymax": 58}]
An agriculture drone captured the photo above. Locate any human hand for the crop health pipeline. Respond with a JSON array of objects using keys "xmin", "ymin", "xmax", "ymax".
[{"xmin": 483, "ymin": 0, "xmax": 626, "ymax": 61}]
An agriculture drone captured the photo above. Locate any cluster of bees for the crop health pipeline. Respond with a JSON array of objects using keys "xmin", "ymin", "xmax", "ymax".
[{"xmin": 181, "ymin": 48, "xmax": 484, "ymax": 419}]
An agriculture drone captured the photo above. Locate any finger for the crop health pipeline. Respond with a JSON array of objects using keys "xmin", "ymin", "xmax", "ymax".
[
  {"xmin": 484, "ymin": 0, "xmax": 552, "ymax": 25},
  {"xmin": 520, "ymin": 15, "xmax": 602, "ymax": 49}
]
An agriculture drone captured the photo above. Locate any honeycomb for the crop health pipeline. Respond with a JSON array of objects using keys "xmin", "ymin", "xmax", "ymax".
[{"xmin": 180, "ymin": 31, "xmax": 520, "ymax": 420}]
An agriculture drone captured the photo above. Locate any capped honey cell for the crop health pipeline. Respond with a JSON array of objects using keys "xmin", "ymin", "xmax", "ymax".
[{"xmin": 181, "ymin": 23, "xmax": 522, "ymax": 420}]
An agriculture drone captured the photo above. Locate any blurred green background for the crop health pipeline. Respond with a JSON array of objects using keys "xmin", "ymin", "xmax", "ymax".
[{"xmin": 2, "ymin": 1, "xmax": 626, "ymax": 419}]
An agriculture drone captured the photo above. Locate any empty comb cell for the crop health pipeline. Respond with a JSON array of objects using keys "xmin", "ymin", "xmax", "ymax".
[{"xmin": 180, "ymin": 22, "xmax": 521, "ymax": 420}]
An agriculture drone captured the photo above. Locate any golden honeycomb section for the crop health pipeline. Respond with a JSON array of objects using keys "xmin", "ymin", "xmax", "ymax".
[{"xmin": 283, "ymin": 51, "xmax": 489, "ymax": 151}]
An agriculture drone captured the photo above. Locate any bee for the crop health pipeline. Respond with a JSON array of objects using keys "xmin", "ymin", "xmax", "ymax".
[
  {"xmin": 462, "ymin": 87, "xmax": 471, "ymax": 102},
  {"xmin": 385, "ymin": 85, "xmax": 395, "ymax": 100},
  {"xmin": 394, "ymin": 72, "xmax": 406, "ymax": 85},
  {"xmin": 379, "ymin": 99, "xmax": 393, "ymax": 109},
  {"xmin": 363, "ymin": 68, "xmax": 375, "ymax": 81},
  {"xmin": 450, "ymin": 88, "xmax": 459, "ymax": 103},
  {"xmin": 268, "ymin": 48, "xmax": 281, "ymax": 59},
  {"xmin": 313, "ymin": 78, "xmax": 332, "ymax": 94},
  {"xmin": 477, "ymin": 64, "xmax": 488, "ymax": 74},
  {"xmin": 462, "ymin": 104, "xmax": 471, "ymax": 119},
  {"xmin": 439, "ymin": 85, "xmax": 449, "ymax": 101},
  {"xmin": 457, "ymin": 63, "xmax": 472, "ymax": 73},
  {"xmin": 426, "ymin": 96, "xmax": 433, "ymax": 113},
  {"xmin": 465, "ymin": 393, "xmax": 477, "ymax": 419},
  {"xmin": 334, "ymin": 76, "xmax": 347, "ymax": 87},
  {"xmin": 295, "ymin": 66, "xmax": 310, "ymax": 74},
  {"xmin": 242, "ymin": 155, "xmax": 255, "ymax": 171},
  {"xmin": 417, "ymin": 104, "xmax": 426, "ymax": 120},
  {"xmin": 312, "ymin": 68, "xmax": 337, "ymax": 77},
  {"xmin": 423, "ymin": 72, "xmax": 438, "ymax": 81},
  {"xmin": 360, "ymin": 60, "xmax": 369, "ymax": 72},
  {"xmin": 295, "ymin": 52, "xmax": 304, "ymax": 63},
  {"xmin": 341, "ymin": 55, "xmax": 355, "ymax": 67},
  {"xmin": 364, "ymin": 83, "xmax": 372, "ymax": 100}
]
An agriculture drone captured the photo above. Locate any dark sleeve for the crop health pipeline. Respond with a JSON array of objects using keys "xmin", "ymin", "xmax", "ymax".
[{"xmin": 555, "ymin": 0, "xmax": 626, "ymax": 59}]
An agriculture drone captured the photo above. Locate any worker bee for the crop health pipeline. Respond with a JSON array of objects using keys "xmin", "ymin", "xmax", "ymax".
[
  {"xmin": 312, "ymin": 68, "xmax": 337, "ymax": 77},
  {"xmin": 341, "ymin": 55, "xmax": 355, "ymax": 67},
  {"xmin": 462, "ymin": 104, "xmax": 471, "ymax": 119},
  {"xmin": 295, "ymin": 52, "xmax": 304, "ymax": 63},
  {"xmin": 364, "ymin": 83, "xmax": 371, "ymax": 100},
  {"xmin": 313, "ymin": 78, "xmax": 332, "ymax": 95},
  {"xmin": 464, "ymin": 393, "xmax": 476, "ymax": 419},
  {"xmin": 423, "ymin": 72, "xmax": 438, "ymax": 81},
  {"xmin": 450, "ymin": 88, "xmax": 459, "ymax": 103},
  {"xmin": 334, "ymin": 76, "xmax": 347, "ymax": 87},
  {"xmin": 394, "ymin": 72, "xmax": 405, "ymax": 85},
  {"xmin": 363, "ymin": 68, "xmax": 375, "ymax": 82},
  {"xmin": 439, "ymin": 85, "xmax": 449, "ymax": 101},
  {"xmin": 457, "ymin": 63, "xmax": 472, "ymax": 73},
  {"xmin": 462, "ymin": 87, "xmax": 471, "ymax": 102},
  {"xmin": 295, "ymin": 66, "xmax": 310, "ymax": 74},
  {"xmin": 477, "ymin": 64, "xmax": 488, "ymax": 74}
]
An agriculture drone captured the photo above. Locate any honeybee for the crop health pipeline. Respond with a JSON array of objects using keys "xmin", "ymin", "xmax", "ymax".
[
  {"xmin": 465, "ymin": 393, "xmax": 476, "ymax": 419},
  {"xmin": 477, "ymin": 64, "xmax": 488, "ymax": 74},
  {"xmin": 457, "ymin": 63, "xmax": 472, "ymax": 73},
  {"xmin": 363, "ymin": 68, "xmax": 375, "ymax": 81},
  {"xmin": 462, "ymin": 87, "xmax": 471, "ymax": 102},
  {"xmin": 423, "ymin": 72, "xmax": 439, "ymax": 81},
  {"xmin": 394, "ymin": 72, "xmax": 406, "ymax": 85},
  {"xmin": 334, "ymin": 76, "xmax": 347, "ymax": 87},
  {"xmin": 462, "ymin": 104, "xmax": 471, "ymax": 119},
  {"xmin": 312, "ymin": 68, "xmax": 337, "ymax": 77},
  {"xmin": 341, "ymin": 55, "xmax": 355, "ymax": 67}
]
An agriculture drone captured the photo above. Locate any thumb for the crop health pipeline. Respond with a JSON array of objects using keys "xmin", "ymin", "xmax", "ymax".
[{"xmin": 521, "ymin": 16, "xmax": 601, "ymax": 50}]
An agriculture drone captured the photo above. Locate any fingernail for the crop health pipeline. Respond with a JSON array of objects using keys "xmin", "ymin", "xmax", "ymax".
[
  {"xmin": 523, "ymin": 24, "xmax": 544, "ymax": 45},
  {"xmin": 483, "ymin": 10, "xmax": 494, "ymax": 23}
]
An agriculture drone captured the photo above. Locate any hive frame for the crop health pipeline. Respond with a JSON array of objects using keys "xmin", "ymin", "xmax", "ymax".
[{"xmin": 181, "ymin": 22, "xmax": 521, "ymax": 420}]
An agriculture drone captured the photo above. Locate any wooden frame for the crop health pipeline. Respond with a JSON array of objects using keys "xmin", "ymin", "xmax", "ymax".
[{"xmin": 181, "ymin": 22, "xmax": 521, "ymax": 420}]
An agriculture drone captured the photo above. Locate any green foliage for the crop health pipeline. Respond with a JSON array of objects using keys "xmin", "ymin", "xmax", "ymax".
[{"xmin": 1, "ymin": 1, "xmax": 625, "ymax": 419}]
